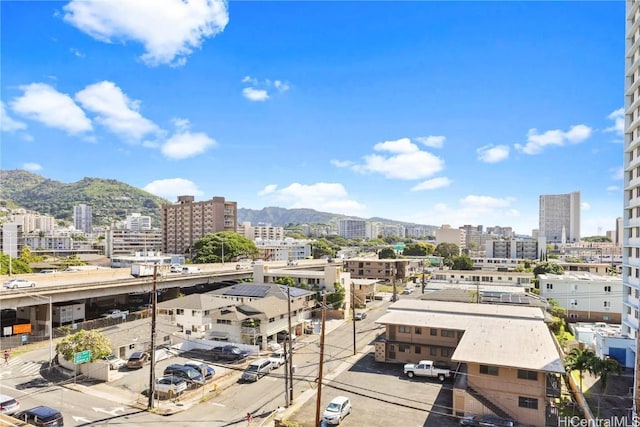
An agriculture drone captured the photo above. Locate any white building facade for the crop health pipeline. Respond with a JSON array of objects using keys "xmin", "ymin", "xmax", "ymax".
[
  {"xmin": 338, "ymin": 219, "xmax": 366, "ymax": 240},
  {"xmin": 539, "ymin": 192, "xmax": 580, "ymax": 244},
  {"xmin": 73, "ymin": 204, "xmax": 93, "ymax": 233}
]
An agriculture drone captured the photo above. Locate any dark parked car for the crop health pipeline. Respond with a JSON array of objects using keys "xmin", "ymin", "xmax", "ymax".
[
  {"xmin": 459, "ymin": 414, "xmax": 514, "ymax": 427},
  {"xmin": 163, "ymin": 364, "xmax": 205, "ymax": 386},
  {"xmin": 14, "ymin": 405, "xmax": 64, "ymax": 427},
  {"xmin": 211, "ymin": 345, "xmax": 249, "ymax": 361},
  {"xmin": 354, "ymin": 312, "xmax": 367, "ymax": 320},
  {"xmin": 183, "ymin": 361, "xmax": 215, "ymax": 379},
  {"xmin": 126, "ymin": 351, "xmax": 150, "ymax": 369}
]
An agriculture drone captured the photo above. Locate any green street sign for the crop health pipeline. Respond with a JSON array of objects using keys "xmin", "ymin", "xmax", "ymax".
[{"xmin": 74, "ymin": 350, "xmax": 91, "ymax": 364}]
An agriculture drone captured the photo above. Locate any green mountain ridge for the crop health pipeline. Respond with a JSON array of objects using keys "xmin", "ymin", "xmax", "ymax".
[{"xmin": 0, "ymin": 170, "xmax": 435, "ymax": 230}]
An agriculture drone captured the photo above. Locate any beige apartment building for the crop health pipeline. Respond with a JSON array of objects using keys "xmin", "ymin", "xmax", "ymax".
[
  {"xmin": 343, "ymin": 258, "xmax": 412, "ymax": 282},
  {"xmin": 375, "ymin": 300, "xmax": 564, "ymax": 427},
  {"xmin": 162, "ymin": 195, "xmax": 237, "ymax": 256}
]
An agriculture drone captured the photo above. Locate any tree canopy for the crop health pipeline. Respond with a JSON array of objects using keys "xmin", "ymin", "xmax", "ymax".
[
  {"xmin": 56, "ymin": 329, "xmax": 113, "ymax": 362},
  {"xmin": 433, "ymin": 243, "xmax": 459, "ymax": 266},
  {"xmin": 451, "ymin": 256, "xmax": 474, "ymax": 270},
  {"xmin": 533, "ymin": 262, "xmax": 564, "ymax": 277},
  {"xmin": 403, "ymin": 242, "xmax": 435, "ymax": 257},
  {"xmin": 325, "ymin": 282, "xmax": 346, "ymax": 309},
  {"xmin": 378, "ymin": 248, "xmax": 397, "ymax": 259},
  {"xmin": 190, "ymin": 231, "xmax": 259, "ymax": 263}
]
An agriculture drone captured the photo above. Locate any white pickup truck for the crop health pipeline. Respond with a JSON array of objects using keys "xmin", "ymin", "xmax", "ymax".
[
  {"xmin": 101, "ymin": 309, "xmax": 129, "ymax": 319},
  {"xmin": 403, "ymin": 360, "xmax": 452, "ymax": 382}
]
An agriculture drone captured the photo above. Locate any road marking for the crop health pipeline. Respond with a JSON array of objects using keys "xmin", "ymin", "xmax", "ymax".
[
  {"xmin": 210, "ymin": 402, "xmax": 226, "ymax": 407},
  {"xmin": 92, "ymin": 407, "xmax": 125, "ymax": 416},
  {"xmin": 72, "ymin": 416, "xmax": 91, "ymax": 423}
]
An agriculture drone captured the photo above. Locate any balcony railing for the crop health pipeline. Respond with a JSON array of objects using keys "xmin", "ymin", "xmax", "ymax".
[{"xmin": 241, "ymin": 326, "xmax": 260, "ymax": 335}]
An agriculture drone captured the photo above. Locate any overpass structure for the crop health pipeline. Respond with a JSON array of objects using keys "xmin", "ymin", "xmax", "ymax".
[{"xmin": 0, "ymin": 260, "xmax": 327, "ymax": 339}]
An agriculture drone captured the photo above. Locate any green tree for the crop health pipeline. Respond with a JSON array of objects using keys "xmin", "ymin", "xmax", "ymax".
[
  {"xmin": 451, "ymin": 256, "xmax": 474, "ymax": 270},
  {"xmin": 190, "ymin": 231, "xmax": 258, "ymax": 263},
  {"xmin": 378, "ymin": 248, "xmax": 397, "ymax": 259},
  {"xmin": 55, "ymin": 329, "xmax": 113, "ymax": 362},
  {"xmin": 403, "ymin": 242, "xmax": 435, "ymax": 257},
  {"xmin": 19, "ymin": 246, "xmax": 44, "ymax": 264},
  {"xmin": 312, "ymin": 239, "xmax": 334, "ymax": 259},
  {"xmin": 0, "ymin": 253, "xmax": 32, "ymax": 275},
  {"xmin": 533, "ymin": 262, "xmax": 564, "ymax": 277},
  {"xmin": 591, "ymin": 357, "xmax": 622, "ymax": 416},
  {"xmin": 433, "ymin": 243, "xmax": 459, "ymax": 259},
  {"xmin": 565, "ymin": 347, "xmax": 597, "ymax": 392},
  {"xmin": 326, "ymin": 282, "xmax": 346, "ymax": 309}
]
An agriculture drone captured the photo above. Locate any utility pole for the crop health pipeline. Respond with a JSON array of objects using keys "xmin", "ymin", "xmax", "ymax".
[
  {"xmin": 287, "ymin": 286, "xmax": 294, "ymax": 403},
  {"xmin": 147, "ymin": 264, "xmax": 158, "ymax": 409},
  {"xmin": 314, "ymin": 294, "xmax": 327, "ymax": 427},
  {"xmin": 421, "ymin": 263, "xmax": 426, "ymax": 294},
  {"xmin": 351, "ymin": 282, "xmax": 356, "ymax": 355}
]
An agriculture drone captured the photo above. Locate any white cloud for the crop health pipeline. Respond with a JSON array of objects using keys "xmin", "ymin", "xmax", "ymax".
[
  {"xmin": 605, "ymin": 108, "xmax": 624, "ymax": 136},
  {"xmin": 143, "ymin": 178, "xmax": 203, "ymax": 199},
  {"xmin": 611, "ymin": 166, "xmax": 623, "ymax": 181},
  {"xmin": 411, "ymin": 177, "xmax": 452, "ymax": 191},
  {"xmin": 460, "ymin": 195, "xmax": 515, "ymax": 209},
  {"xmin": 414, "ymin": 135, "xmax": 445, "ymax": 148},
  {"xmin": 406, "ymin": 195, "xmax": 523, "ymax": 232},
  {"xmin": 515, "ymin": 124, "xmax": 592, "ymax": 155},
  {"xmin": 22, "ymin": 162, "xmax": 42, "ymax": 171},
  {"xmin": 63, "ymin": 0, "xmax": 229, "ymax": 67},
  {"xmin": 0, "ymin": 101, "xmax": 27, "ymax": 132},
  {"xmin": 10, "ymin": 83, "xmax": 92, "ymax": 134},
  {"xmin": 274, "ymin": 80, "xmax": 290, "ymax": 93},
  {"xmin": 352, "ymin": 137, "xmax": 444, "ymax": 180},
  {"xmin": 373, "ymin": 137, "xmax": 419, "ymax": 154},
  {"xmin": 581, "ymin": 202, "xmax": 591, "ymax": 211},
  {"xmin": 161, "ymin": 131, "xmax": 216, "ymax": 159},
  {"xmin": 258, "ymin": 184, "xmax": 278, "ymax": 196},
  {"xmin": 607, "ymin": 185, "xmax": 620, "ymax": 192},
  {"xmin": 75, "ymin": 81, "xmax": 160, "ymax": 141},
  {"xmin": 330, "ymin": 159, "xmax": 353, "ymax": 168},
  {"xmin": 477, "ymin": 144, "xmax": 510, "ymax": 163},
  {"xmin": 70, "ymin": 48, "xmax": 85, "ymax": 58},
  {"xmin": 242, "ymin": 87, "xmax": 269, "ymax": 102},
  {"xmin": 242, "ymin": 76, "xmax": 258, "ymax": 85},
  {"xmin": 260, "ymin": 182, "xmax": 366, "ymax": 216}
]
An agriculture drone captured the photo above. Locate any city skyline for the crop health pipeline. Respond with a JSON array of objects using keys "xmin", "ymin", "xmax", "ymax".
[{"xmin": 0, "ymin": 1, "xmax": 623, "ymax": 236}]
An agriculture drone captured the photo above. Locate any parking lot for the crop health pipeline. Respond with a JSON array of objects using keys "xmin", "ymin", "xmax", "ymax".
[{"xmin": 285, "ymin": 353, "xmax": 461, "ymax": 427}]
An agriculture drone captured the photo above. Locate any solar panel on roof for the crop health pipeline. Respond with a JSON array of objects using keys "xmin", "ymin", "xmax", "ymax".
[{"xmin": 223, "ymin": 284, "xmax": 267, "ymax": 298}]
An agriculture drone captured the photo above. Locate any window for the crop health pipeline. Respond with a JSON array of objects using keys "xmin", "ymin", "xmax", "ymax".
[
  {"xmin": 415, "ymin": 346, "xmax": 421, "ymax": 354},
  {"xmin": 604, "ymin": 286, "xmax": 612, "ymax": 293},
  {"xmin": 570, "ymin": 299, "xmax": 578, "ymax": 307},
  {"xmin": 398, "ymin": 326, "xmax": 411, "ymax": 334},
  {"xmin": 415, "ymin": 327, "xmax": 422, "ymax": 335},
  {"xmin": 479, "ymin": 365, "xmax": 499, "ymax": 376},
  {"xmin": 430, "ymin": 348, "xmax": 437, "ymax": 356},
  {"xmin": 176, "ymin": 309, "xmax": 184, "ymax": 315},
  {"xmin": 398, "ymin": 344, "xmax": 410, "ymax": 353},
  {"xmin": 546, "ymin": 283, "xmax": 553, "ymax": 290},
  {"xmin": 216, "ymin": 319, "xmax": 231, "ymax": 325},
  {"xmin": 518, "ymin": 397, "xmax": 539, "ymax": 410},
  {"xmin": 604, "ymin": 301, "xmax": 611, "ymax": 308},
  {"xmin": 441, "ymin": 329, "xmax": 455, "ymax": 338},
  {"xmin": 430, "ymin": 328, "xmax": 438, "ymax": 336},
  {"xmin": 517, "ymin": 370, "xmax": 538, "ymax": 381},
  {"xmin": 441, "ymin": 348, "xmax": 452, "ymax": 357}
]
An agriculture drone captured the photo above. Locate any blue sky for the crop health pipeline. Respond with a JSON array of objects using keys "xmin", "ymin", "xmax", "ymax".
[{"xmin": 0, "ymin": 1, "xmax": 624, "ymax": 236}]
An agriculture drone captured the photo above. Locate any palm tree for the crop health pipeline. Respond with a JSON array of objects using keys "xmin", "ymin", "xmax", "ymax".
[
  {"xmin": 564, "ymin": 347, "xmax": 597, "ymax": 392},
  {"xmin": 591, "ymin": 356, "xmax": 622, "ymax": 417}
]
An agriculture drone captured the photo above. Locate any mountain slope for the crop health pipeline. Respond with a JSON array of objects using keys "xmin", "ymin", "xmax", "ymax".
[{"xmin": 0, "ymin": 170, "xmax": 169, "ymax": 226}]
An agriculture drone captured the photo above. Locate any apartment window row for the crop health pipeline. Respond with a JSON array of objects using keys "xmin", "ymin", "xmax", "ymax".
[
  {"xmin": 216, "ymin": 319, "xmax": 231, "ymax": 325},
  {"xmin": 518, "ymin": 396, "xmax": 539, "ymax": 410},
  {"xmin": 517, "ymin": 369, "xmax": 538, "ymax": 381},
  {"xmin": 479, "ymin": 364, "xmax": 499, "ymax": 376}
]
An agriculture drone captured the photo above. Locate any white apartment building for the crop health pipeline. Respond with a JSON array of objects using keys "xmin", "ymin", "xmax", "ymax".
[
  {"xmin": 238, "ymin": 222, "xmax": 284, "ymax": 241},
  {"xmin": 0, "ymin": 223, "xmax": 22, "ymax": 258},
  {"xmin": 253, "ymin": 239, "xmax": 311, "ymax": 261},
  {"xmin": 73, "ymin": 204, "xmax": 93, "ymax": 233},
  {"xmin": 124, "ymin": 213, "xmax": 152, "ymax": 231},
  {"xmin": 539, "ymin": 192, "xmax": 580, "ymax": 244},
  {"xmin": 539, "ymin": 273, "xmax": 622, "ymax": 324},
  {"xmin": 11, "ymin": 211, "xmax": 55, "ymax": 233},
  {"xmin": 625, "ymin": 0, "xmax": 640, "ymax": 411},
  {"xmin": 485, "ymin": 239, "xmax": 539, "ymax": 260},
  {"xmin": 23, "ymin": 235, "xmax": 73, "ymax": 252},
  {"xmin": 434, "ymin": 225, "xmax": 465, "ymax": 250},
  {"xmin": 338, "ymin": 219, "xmax": 366, "ymax": 240}
]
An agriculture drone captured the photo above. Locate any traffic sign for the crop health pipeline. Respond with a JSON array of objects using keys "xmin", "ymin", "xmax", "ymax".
[{"xmin": 74, "ymin": 350, "xmax": 91, "ymax": 364}]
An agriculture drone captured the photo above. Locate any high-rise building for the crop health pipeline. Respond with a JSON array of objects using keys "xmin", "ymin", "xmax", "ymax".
[
  {"xmin": 125, "ymin": 213, "xmax": 152, "ymax": 231},
  {"xmin": 162, "ymin": 195, "xmax": 237, "ymax": 256},
  {"xmin": 73, "ymin": 204, "xmax": 93, "ymax": 233},
  {"xmin": 338, "ymin": 219, "xmax": 366, "ymax": 240},
  {"xmin": 624, "ymin": 0, "xmax": 640, "ymax": 412},
  {"xmin": 538, "ymin": 192, "xmax": 580, "ymax": 244}
]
